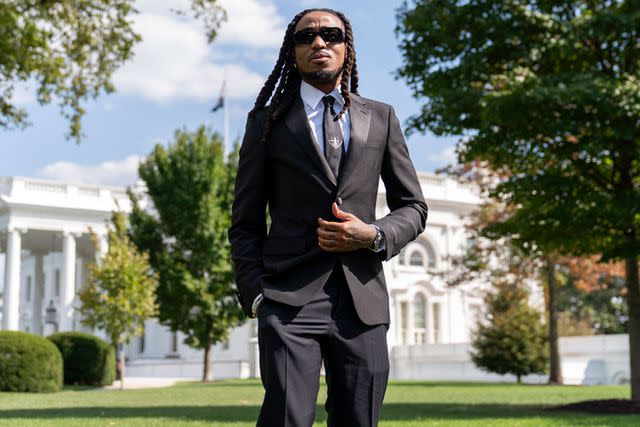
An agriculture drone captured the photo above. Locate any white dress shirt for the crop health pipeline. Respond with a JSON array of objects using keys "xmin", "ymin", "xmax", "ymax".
[{"xmin": 300, "ymin": 80, "xmax": 351, "ymax": 154}]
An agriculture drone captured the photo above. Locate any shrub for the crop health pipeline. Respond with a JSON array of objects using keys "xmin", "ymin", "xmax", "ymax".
[
  {"xmin": 471, "ymin": 283, "xmax": 549, "ymax": 383},
  {"xmin": 0, "ymin": 330, "xmax": 63, "ymax": 392},
  {"xmin": 48, "ymin": 331, "xmax": 115, "ymax": 386}
]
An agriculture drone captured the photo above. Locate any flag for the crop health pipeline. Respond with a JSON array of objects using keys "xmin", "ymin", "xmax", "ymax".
[{"xmin": 211, "ymin": 80, "xmax": 226, "ymax": 112}]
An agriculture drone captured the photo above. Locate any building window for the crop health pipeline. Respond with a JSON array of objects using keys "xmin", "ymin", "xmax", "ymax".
[
  {"xmin": 400, "ymin": 239, "xmax": 437, "ymax": 268},
  {"xmin": 413, "ymin": 294, "xmax": 427, "ymax": 344},
  {"xmin": 468, "ymin": 303, "xmax": 483, "ymax": 331},
  {"xmin": 400, "ymin": 301, "xmax": 408, "ymax": 345},
  {"xmin": 432, "ymin": 302, "xmax": 441, "ymax": 343},
  {"xmin": 408, "ymin": 250, "xmax": 424, "ymax": 266},
  {"xmin": 26, "ymin": 276, "xmax": 32, "ymax": 302},
  {"xmin": 54, "ymin": 269, "xmax": 61, "ymax": 297}
]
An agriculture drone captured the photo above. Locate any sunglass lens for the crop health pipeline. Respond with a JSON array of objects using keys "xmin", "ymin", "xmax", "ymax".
[
  {"xmin": 294, "ymin": 30, "xmax": 316, "ymax": 45},
  {"xmin": 320, "ymin": 28, "xmax": 344, "ymax": 43},
  {"xmin": 294, "ymin": 27, "xmax": 344, "ymax": 45}
]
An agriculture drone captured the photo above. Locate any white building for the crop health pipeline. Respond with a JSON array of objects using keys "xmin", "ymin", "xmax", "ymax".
[{"xmin": 0, "ymin": 174, "xmax": 629, "ymax": 385}]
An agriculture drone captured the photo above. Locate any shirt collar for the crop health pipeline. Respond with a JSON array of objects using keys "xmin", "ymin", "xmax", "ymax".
[{"xmin": 300, "ymin": 80, "xmax": 345, "ymax": 111}]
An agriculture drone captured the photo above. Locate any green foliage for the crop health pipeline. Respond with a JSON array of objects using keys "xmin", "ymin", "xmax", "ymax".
[
  {"xmin": 396, "ymin": 0, "xmax": 640, "ymax": 261},
  {"xmin": 397, "ymin": 0, "xmax": 640, "ymax": 396},
  {"xmin": 0, "ymin": 0, "xmax": 225, "ymax": 142},
  {"xmin": 471, "ymin": 283, "xmax": 549, "ymax": 383},
  {"xmin": 77, "ymin": 210, "xmax": 158, "ymax": 350},
  {"xmin": 557, "ymin": 274, "xmax": 628, "ymax": 335},
  {"xmin": 0, "ymin": 331, "xmax": 63, "ymax": 392},
  {"xmin": 47, "ymin": 331, "xmax": 116, "ymax": 386},
  {"xmin": 127, "ymin": 125, "xmax": 242, "ymax": 360}
]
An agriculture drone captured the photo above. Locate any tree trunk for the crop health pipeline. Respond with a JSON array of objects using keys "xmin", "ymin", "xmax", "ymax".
[
  {"xmin": 546, "ymin": 257, "xmax": 562, "ymax": 384},
  {"xmin": 116, "ymin": 342, "xmax": 125, "ymax": 390},
  {"xmin": 626, "ymin": 253, "xmax": 640, "ymax": 401},
  {"xmin": 516, "ymin": 374, "xmax": 521, "ymax": 384},
  {"xmin": 202, "ymin": 318, "xmax": 213, "ymax": 382}
]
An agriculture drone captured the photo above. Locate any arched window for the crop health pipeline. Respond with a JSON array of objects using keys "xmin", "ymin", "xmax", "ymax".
[
  {"xmin": 413, "ymin": 294, "xmax": 427, "ymax": 344},
  {"xmin": 408, "ymin": 250, "xmax": 424, "ymax": 266},
  {"xmin": 400, "ymin": 238, "xmax": 437, "ymax": 268}
]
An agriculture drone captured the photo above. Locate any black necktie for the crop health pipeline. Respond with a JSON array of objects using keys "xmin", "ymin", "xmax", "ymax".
[{"xmin": 322, "ymin": 95, "xmax": 344, "ymax": 180}]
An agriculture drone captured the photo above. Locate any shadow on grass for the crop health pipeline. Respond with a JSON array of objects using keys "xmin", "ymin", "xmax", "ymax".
[{"xmin": 0, "ymin": 403, "xmax": 638, "ymax": 424}]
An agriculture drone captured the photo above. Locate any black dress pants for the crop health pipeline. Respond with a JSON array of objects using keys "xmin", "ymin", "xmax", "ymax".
[{"xmin": 257, "ymin": 261, "xmax": 390, "ymax": 427}]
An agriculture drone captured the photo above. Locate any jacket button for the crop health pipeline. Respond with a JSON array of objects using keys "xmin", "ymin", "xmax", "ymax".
[{"xmin": 336, "ymin": 196, "xmax": 343, "ymax": 205}]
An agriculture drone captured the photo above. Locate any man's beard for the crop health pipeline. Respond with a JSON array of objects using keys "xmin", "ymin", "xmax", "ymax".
[{"xmin": 300, "ymin": 66, "xmax": 342, "ymax": 84}]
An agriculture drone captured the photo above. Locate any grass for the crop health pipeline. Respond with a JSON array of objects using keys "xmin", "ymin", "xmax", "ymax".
[{"xmin": 0, "ymin": 379, "xmax": 637, "ymax": 426}]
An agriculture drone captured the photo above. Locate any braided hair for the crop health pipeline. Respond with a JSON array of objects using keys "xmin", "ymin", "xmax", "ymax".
[{"xmin": 249, "ymin": 8, "xmax": 359, "ymax": 143}]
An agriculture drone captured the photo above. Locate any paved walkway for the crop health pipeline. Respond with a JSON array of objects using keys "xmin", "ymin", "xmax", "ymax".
[{"xmin": 102, "ymin": 377, "xmax": 199, "ymax": 390}]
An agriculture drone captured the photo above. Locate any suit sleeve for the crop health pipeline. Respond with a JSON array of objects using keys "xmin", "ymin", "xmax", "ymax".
[
  {"xmin": 228, "ymin": 111, "xmax": 269, "ymax": 316},
  {"xmin": 372, "ymin": 105, "xmax": 429, "ymax": 262}
]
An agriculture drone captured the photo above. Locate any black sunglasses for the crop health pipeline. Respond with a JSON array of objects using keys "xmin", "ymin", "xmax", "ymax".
[{"xmin": 293, "ymin": 27, "xmax": 345, "ymax": 45}]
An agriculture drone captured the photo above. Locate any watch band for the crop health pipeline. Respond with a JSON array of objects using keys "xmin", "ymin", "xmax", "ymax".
[
  {"xmin": 251, "ymin": 293, "xmax": 264, "ymax": 318},
  {"xmin": 369, "ymin": 224, "xmax": 383, "ymax": 251}
]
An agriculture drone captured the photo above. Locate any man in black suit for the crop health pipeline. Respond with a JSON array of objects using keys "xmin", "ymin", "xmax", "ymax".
[{"xmin": 228, "ymin": 8, "xmax": 428, "ymax": 427}]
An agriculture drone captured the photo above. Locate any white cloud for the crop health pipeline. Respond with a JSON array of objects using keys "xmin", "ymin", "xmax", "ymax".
[
  {"xmin": 428, "ymin": 146, "xmax": 457, "ymax": 166},
  {"xmin": 112, "ymin": 0, "xmax": 285, "ymax": 103},
  {"xmin": 216, "ymin": 0, "xmax": 285, "ymax": 48},
  {"xmin": 37, "ymin": 155, "xmax": 142, "ymax": 187}
]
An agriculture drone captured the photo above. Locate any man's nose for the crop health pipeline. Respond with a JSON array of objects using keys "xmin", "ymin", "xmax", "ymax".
[{"xmin": 311, "ymin": 34, "xmax": 327, "ymax": 49}]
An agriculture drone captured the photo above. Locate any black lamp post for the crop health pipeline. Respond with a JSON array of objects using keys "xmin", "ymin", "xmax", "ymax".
[{"xmin": 45, "ymin": 300, "xmax": 58, "ymax": 332}]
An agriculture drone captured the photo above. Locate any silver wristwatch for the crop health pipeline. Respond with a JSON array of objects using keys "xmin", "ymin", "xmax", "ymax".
[
  {"xmin": 369, "ymin": 225, "xmax": 384, "ymax": 251},
  {"xmin": 251, "ymin": 293, "xmax": 264, "ymax": 318}
]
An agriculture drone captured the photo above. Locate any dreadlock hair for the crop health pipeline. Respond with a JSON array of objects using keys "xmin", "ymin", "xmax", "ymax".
[{"xmin": 248, "ymin": 8, "xmax": 359, "ymax": 144}]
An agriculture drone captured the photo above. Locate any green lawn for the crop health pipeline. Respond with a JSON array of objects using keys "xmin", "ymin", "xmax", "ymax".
[{"xmin": 0, "ymin": 379, "xmax": 636, "ymax": 426}]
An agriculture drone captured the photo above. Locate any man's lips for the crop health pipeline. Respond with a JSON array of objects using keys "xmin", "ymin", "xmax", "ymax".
[{"xmin": 309, "ymin": 53, "xmax": 330, "ymax": 64}]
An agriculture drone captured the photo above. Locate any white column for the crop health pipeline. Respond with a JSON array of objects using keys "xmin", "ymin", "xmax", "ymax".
[
  {"xmin": 32, "ymin": 253, "xmax": 45, "ymax": 335},
  {"xmin": 95, "ymin": 233, "xmax": 108, "ymax": 264},
  {"xmin": 392, "ymin": 297, "xmax": 402, "ymax": 347},
  {"xmin": 2, "ymin": 228, "xmax": 22, "ymax": 330},
  {"xmin": 407, "ymin": 297, "xmax": 415, "ymax": 345},
  {"xmin": 445, "ymin": 225, "xmax": 452, "ymax": 269},
  {"xmin": 60, "ymin": 231, "xmax": 78, "ymax": 332}
]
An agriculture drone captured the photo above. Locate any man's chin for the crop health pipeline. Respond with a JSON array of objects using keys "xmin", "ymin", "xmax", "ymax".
[{"xmin": 301, "ymin": 67, "xmax": 342, "ymax": 85}]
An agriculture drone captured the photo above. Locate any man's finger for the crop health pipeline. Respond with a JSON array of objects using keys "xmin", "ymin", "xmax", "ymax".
[
  {"xmin": 318, "ymin": 217, "xmax": 344, "ymax": 231},
  {"xmin": 317, "ymin": 227, "xmax": 340, "ymax": 239},
  {"xmin": 318, "ymin": 237, "xmax": 341, "ymax": 249},
  {"xmin": 332, "ymin": 202, "xmax": 353, "ymax": 219}
]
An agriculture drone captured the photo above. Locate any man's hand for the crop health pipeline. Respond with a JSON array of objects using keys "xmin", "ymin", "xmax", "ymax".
[{"xmin": 317, "ymin": 202, "xmax": 377, "ymax": 252}]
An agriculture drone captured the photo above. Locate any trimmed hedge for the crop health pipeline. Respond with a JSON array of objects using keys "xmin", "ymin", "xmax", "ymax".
[
  {"xmin": 0, "ymin": 330, "xmax": 63, "ymax": 392},
  {"xmin": 48, "ymin": 331, "xmax": 115, "ymax": 386}
]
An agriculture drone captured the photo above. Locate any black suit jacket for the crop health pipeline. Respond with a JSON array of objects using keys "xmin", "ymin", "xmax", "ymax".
[{"xmin": 228, "ymin": 90, "xmax": 428, "ymax": 325}]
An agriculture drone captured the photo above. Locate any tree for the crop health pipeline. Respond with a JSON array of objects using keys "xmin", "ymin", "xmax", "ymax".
[
  {"xmin": 471, "ymin": 281, "xmax": 548, "ymax": 384},
  {"xmin": 77, "ymin": 210, "xmax": 158, "ymax": 390},
  {"xmin": 439, "ymin": 162, "xmax": 564, "ymax": 382},
  {"xmin": 556, "ymin": 260, "xmax": 629, "ymax": 335},
  {"xmin": 0, "ymin": 0, "xmax": 225, "ymax": 142},
  {"xmin": 127, "ymin": 125, "xmax": 242, "ymax": 382},
  {"xmin": 397, "ymin": 0, "xmax": 640, "ymax": 400}
]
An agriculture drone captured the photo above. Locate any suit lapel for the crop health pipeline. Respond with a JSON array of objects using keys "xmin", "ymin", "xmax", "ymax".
[
  {"xmin": 284, "ymin": 94, "xmax": 337, "ymax": 186},
  {"xmin": 337, "ymin": 94, "xmax": 371, "ymax": 193},
  {"xmin": 282, "ymin": 91, "xmax": 372, "ymax": 190}
]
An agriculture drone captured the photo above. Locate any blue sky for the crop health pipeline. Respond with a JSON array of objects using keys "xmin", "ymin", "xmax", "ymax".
[{"xmin": 0, "ymin": 0, "xmax": 457, "ymax": 186}]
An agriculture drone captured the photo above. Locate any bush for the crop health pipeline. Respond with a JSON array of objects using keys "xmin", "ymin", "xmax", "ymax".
[
  {"xmin": 48, "ymin": 331, "xmax": 115, "ymax": 386},
  {"xmin": 0, "ymin": 331, "xmax": 63, "ymax": 392},
  {"xmin": 471, "ymin": 283, "xmax": 549, "ymax": 383}
]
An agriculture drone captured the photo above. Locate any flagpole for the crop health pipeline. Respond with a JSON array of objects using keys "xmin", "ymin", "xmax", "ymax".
[{"xmin": 223, "ymin": 66, "xmax": 229, "ymax": 158}]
